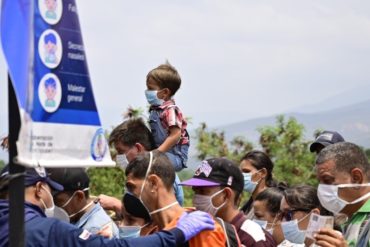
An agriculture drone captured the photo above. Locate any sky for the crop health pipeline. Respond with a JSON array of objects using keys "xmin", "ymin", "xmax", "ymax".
[{"xmin": 1, "ymin": 0, "xmax": 370, "ymax": 154}]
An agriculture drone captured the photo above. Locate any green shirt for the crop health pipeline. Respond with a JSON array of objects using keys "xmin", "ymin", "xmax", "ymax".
[{"xmin": 344, "ymin": 198, "xmax": 370, "ymax": 247}]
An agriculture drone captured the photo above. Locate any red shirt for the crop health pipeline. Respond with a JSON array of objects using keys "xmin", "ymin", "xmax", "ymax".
[
  {"xmin": 158, "ymin": 99, "xmax": 189, "ymax": 145},
  {"xmin": 230, "ymin": 212, "xmax": 277, "ymax": 247}
]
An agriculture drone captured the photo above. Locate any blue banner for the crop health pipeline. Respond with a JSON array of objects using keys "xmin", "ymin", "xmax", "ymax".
[{"xmin": 1, "ymin": 0, "xmax": 114, "ymax": 167}]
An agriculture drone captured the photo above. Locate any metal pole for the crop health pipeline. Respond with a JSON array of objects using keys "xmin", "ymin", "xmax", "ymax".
[{"xmin": 8, "ymin": 74, "xmax": 25, "ymax": 247}]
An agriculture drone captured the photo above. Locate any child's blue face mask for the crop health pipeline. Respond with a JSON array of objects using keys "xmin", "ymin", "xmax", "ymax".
[{"xmin": 145, "ymin": 90, "xmax": 164, "ymax": 106}]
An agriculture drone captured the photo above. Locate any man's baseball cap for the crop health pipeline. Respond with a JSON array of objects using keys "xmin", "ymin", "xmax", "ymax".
[
  {"xmin": 310, "ymin": 130, "xmax": 345, "ymax": 153},
  {"xmin": 0, "ymin": 165, "xmax": 63, "ymax": 191},
  {"xmin": 48, "ymin": 168, "xmax": 89, "ymax": 191},
  {"xmin": 180, "ymin": 158, "xmax": 244, "ymax": 193}
]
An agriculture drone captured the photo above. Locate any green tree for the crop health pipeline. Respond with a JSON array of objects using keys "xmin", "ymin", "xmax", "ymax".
[
  {"xmin": 258, "ymin": 115, "xmax": 316, "ymax": 186},
  {"xmin": 195, "ymin": 123, "xmax": 254, "ymax": 163},
  {"xmin": 87, "ymin": 167, "xmax": 125, "ymax": 198}
]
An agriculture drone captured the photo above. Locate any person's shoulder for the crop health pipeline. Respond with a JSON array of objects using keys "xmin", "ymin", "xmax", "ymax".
[
  {"xmin": 80, "ymin": 203, "xmax": 114, "ymax": 229},
  {"xmin": 188, "ymin": 218, "xmax": 226, "ymax": 247},
  {"xmin": 238, "ymin": 219, "xmax": 267, "ymax": 243}
]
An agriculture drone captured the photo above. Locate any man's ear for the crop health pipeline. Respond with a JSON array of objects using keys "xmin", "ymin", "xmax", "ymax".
[
  {"xmin": 75, "ymin": 190, "xmax": 86, "ymax": 201},
  {"xmin": 135, "ymin": 143, "xmax": 145, "ymax": 153},
  {"xmin": 351, "ymin": 168, "xmax": 364, "ymax": 184},
  {"xmin": 35, "ymin": 182, "xmax": 44, "ymax": 198},
  {"xmin": 224, "ymin": 187, "xmax": 233, "ymax": 201},
  {"xmin": 147, "ymin": 174, "xmax": 160, "ymax": 192}
]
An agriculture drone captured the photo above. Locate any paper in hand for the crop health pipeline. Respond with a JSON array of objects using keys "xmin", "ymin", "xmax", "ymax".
[{"xmin": 305, "ymin": 213, "xmax": 334, "ymax": 240}]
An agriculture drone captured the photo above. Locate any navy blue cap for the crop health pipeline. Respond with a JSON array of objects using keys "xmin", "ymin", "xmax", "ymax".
[
  {"xmin": 0, "ymin": 165, "xmax": 63, "ymax": 191},
  {"xmin": 310, "ymin": 131, "xmax": 345, "ymax": 153}
]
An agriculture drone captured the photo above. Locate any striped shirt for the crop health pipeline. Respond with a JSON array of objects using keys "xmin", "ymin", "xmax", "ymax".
[{"xmin": 344, "ymin": 198, "xmax": 370, "ymax": 247}]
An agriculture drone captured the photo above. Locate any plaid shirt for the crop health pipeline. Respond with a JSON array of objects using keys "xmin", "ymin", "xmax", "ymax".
[
  {"xmin": 344, "ymin": 198, "xmax": 370, "ymax": 247},
  {"xmin": 158, "ymin": 99, "xmax": 189, "ymax": 145}
]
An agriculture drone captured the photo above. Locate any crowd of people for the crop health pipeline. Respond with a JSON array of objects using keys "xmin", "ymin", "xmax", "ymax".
[{"xmin": 0, "ymin": 63, "xmax": 370, "ymax": 247}]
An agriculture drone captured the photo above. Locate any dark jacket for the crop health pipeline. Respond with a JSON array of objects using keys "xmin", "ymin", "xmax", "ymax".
[{"xmin": 0, "ymin": 199, "xmax": 184, "ymax": 247}]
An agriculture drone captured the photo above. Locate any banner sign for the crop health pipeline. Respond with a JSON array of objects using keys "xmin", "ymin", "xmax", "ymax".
[{"xmin": 1, "ymin": 0, "xmax": 115, "ymax": 167}]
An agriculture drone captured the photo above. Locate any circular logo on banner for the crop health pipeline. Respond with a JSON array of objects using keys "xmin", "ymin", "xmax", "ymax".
[
  {"xmin": 91, "ymin": 128, "xmax": 107, "ymax": 162},
  {"xmin": 38, "ymin": 73, "xmax": 62, "ymax": 113},
  {"xmin": 38, "ymin": 29, "xmax": 63, "ymax": 69},
  {"xmin": 38, "ymin": 0, "xmax": 63, "ymax": 25}
]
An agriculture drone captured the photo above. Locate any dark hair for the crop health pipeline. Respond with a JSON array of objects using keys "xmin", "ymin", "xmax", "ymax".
[
  {"xmin": 241, "ymin": 150, "xmax": 275, "ymax": 187},
  {"xmin": 44, "ymin": 33, "xmax": 57, "ymax": 44},
  {"xmin": 284, "ymin": 185, "xmax": 322, "ymax": 212},
  {"xmin": 125, "ymin": 151, "xmax": 175, "ymax": 190},
  {"xmin": 316, "ymin": 142, "xmax": 370, "ymax": 179},
  {"xmin": 255, "ymin": 186, "xmax": 286, "ymax": 216},
  {"xmin": 146, "ymin": 62, "xmax": 181, "ymax": 96},
  {"xmin": 44, "ymin": 77, "xmax": 56, "ymax": 88},
  {"xmin": 109, "ymin": 118, "xmax": 154, "ymax": 151}
]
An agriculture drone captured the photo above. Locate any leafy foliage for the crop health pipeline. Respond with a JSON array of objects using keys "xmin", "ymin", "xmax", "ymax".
[
  {"xmin": 258, "ymin": 115, "xmax": 317, "ymax": 186},
  {"xmin": 195, "ymin": 123, "xmax": 254, "ymax": 163},
  {"xmin": 87, "ymin": 167, "xmax": 125, "ymax": 198},
  {"xmin": 195, "ymin": 115, "xmax": 317, "ymax": 187}
]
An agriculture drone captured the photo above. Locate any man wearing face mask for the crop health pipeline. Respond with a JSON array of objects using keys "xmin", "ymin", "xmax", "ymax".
[
  {"xmin": 181, "ymin": 158, "xmax": 276, "ymax": 247},
  {"xmin": 314, "ymin": 142, "xmax": 370, "ymax": 247},
  {"xmin": 125, "ymin": 151, "xmax": 228, "ymax": 246},
  {"xmin": 0, "ymin": 165, "xmax": 216, "ymax": 246},
  {"xmin": 48, "ymin": 167, "xmax": 119, "ymax": 238},
  {"xmin": 99, "ymin": 117, "xmax": 184, "ymax": 212}
]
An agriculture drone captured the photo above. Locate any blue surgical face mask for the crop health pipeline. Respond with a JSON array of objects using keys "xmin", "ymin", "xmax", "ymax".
[
  {"xmin": 145, "ymin": 90, "xmax": 164, "ymax": 106},
  {"xmin": 281, "ymin": 213, "xmax": 310, "ymax": 244},
  {"xmin": 243, "ymin": 172, "xmax": 260, "ymax": 193},
  {"xmin": 119, "ymin": 225, "xmax": 141, "ymax": 239},
  {"xmin": 253, "ymin": 219, "xmax": 268, "ymax": 229}
]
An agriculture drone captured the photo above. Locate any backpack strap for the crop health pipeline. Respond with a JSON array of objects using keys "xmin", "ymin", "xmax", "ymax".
[{"xmin": 215, "ymin": 217, "xmax": 241, "ymax": 247}]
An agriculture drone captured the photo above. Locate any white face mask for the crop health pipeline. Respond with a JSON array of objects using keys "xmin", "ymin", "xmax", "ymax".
[
  {"xmin": 60, "ymin": 188, "xmax": 92, "ymax": 219},
  {"xmin": 317, "ymin": 183, "xmax": 370, "ymax": 215},
  {"xmin": 193, "ymin": 189, "xmax": 228, "ymax": 216},
  {"xmin": 116, "ymin": 154, "xmax": 129, "ymax": 169},
  {"xmin": 40, "ymin": 185, "xmax": 55, "ymax": 218},
  {"xmin": 53, "ymin": 206, "xmax": 70, "ymax": 222}
]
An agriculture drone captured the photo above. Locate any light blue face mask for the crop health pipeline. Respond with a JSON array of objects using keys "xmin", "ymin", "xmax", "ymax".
[
  {"xmin": 119, "ymin": 225, "xmax": 141, "ymax": 239},
  {"xmin": 145, "ymin": 90, "xmax": 164, "ymax": 106},
  {"xmin": 242, "ymin": 172, "xmax": 259, "ymax": 193},
  {"xmin": 253, "ymin": 219, "xmax": 268, "ymax": 229},
  {"xmin": 253, "ymin": 216, "xmax": 277, "ymax": 235},
  {"xmin": 281, "ymin": 214, "xmax": 309, "ymax": 244}
]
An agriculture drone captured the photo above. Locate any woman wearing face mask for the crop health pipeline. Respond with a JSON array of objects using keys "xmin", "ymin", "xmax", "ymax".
[
  {"xmin": 240, "ymin": 150, "xmax": 276, "ymax": 219},
  {"xmin": 253, "ymin": 186, "xmax": 286, "ymax": 244},
  {"xmin": 275, "ymin": 185, "xmax": 324, "ymax": 247}
]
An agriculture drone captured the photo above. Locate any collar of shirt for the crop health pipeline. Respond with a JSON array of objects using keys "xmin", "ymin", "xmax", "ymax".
[
  {"xmin": 230, "ymin": 211, "xmax": 246, "ymax": 227},
  {"xmin": 74, "ymin": 202, "xmax": 101, "ymax": 228},
  {"xmin": 158, "ymin": 99, "xmax": 176, "ymax": 110},
  {"xmin": 356, "ymin": 198, "xmax": 370, "ymax": 213}
]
